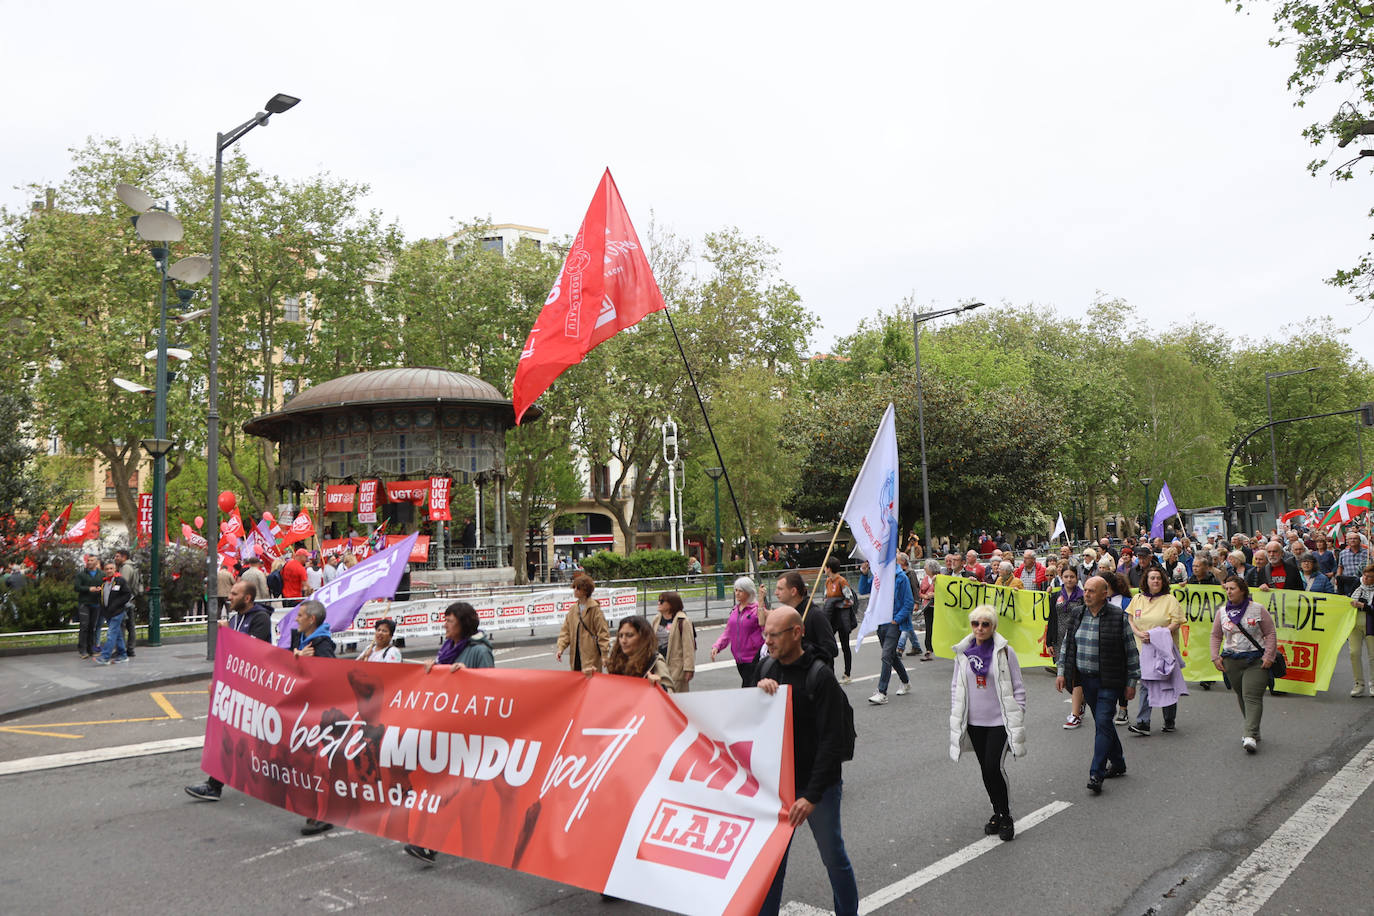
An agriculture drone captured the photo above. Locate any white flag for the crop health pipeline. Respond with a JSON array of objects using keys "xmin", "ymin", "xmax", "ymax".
[
  {"xmin": 1051, "ymin": 512, "xmax": 1067, "ymax": 543},
  {"xmin": 844, "ymin": 404, "xmax": 900, "ymax": 651}
]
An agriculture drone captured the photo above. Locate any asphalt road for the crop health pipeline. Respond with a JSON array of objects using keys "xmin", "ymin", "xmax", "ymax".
[{"xmin": 2, "ymin": 622, "xmax": 1373, "ymax": 916}]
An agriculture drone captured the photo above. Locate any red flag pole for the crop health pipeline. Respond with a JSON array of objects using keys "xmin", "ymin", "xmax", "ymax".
[{"xmin": 659, "ymin": 304, "xmax": 757, "ymax": 581}]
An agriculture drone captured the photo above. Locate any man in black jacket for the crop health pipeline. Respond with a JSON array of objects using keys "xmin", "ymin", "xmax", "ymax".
[
  {"xmin": 1056, "ymin": 576, "xmax": 1140, "ymax": 795},
  {"xmin": 74, "ymin": 554, "xmax": 102, "ymax": 659},
  {"xmin": 755, "ymin": 607, "xmax": 858, "ymax": 916},
  {"xmin": 778, "ymin": 571, "xmax": 837, "ymax": 670},
  {"xmin": 1259, "ymin": 540, "xmax": 1302, "ymax": 593},
  {"xmin": 185, "ymin": 579, "xmax": 274, "ymax": 802}
]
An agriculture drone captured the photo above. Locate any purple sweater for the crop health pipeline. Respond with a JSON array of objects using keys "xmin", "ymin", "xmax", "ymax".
[{"xmin": 713, "ymin": 602, "xmax": 764, "ymax": 663}]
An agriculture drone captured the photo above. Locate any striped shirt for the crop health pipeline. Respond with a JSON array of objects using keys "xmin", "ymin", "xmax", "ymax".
[{"xmin": 1339, "ymin": 548, "xmax": 1371, "ymax": 578}]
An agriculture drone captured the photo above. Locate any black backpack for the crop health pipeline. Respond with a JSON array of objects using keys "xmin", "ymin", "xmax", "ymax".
[{"xmin": 761, "ymin": 656, "xmax": 857, "ymax": 762}]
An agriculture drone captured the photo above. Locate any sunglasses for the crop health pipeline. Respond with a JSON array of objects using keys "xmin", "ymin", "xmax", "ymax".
[{"xmin": 971, "ymin": 621, "xmax": 993, "ymax": 629}]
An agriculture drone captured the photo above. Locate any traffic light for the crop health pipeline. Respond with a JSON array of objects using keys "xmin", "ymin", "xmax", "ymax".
[{"xmin": 1362, "ymin": 402, "xmax": 1374, "ymax": 426}]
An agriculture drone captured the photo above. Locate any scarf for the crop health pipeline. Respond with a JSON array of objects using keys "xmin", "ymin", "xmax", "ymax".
[
  {"xmin": 964, "ymin": 638, "xmax": 995, "ymax": 676},
  {"xmin": 436, "ymin": 636, "xmax": 469, "ymax": 666},
  {"xmin": 1224, "ymin": 600, "xmax": 1249, "ymax": 627},
  {"xmin": 1057, "ymin": 584, "xmax": 1083, "ymax": 608}
]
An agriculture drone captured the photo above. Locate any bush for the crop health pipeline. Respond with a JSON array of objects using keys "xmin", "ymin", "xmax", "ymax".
[
  {"xmin": 579, "ymin": 550, "xmax": 628, "ymax": 582},
  {"xmin": 623, "ymin": 549, "xmax": 689, "ymax": 580},
  {"xmin": 4, "ymin": 578, "xmax": 78, "ymax": 632}
]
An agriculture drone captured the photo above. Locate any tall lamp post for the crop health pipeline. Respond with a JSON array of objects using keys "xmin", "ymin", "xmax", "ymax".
[
  {"xmin": 1265, "ymin": 367, "xmax": 1321, "ymax": 486},
  {"xmin": 913, "ymin": 300, "xmax": 986, "ymax": 558},
  {"xmin": 117, "ymin": 184, "xmax": 210, "ymax": 646},
  {"xmin": 705, "ymin": 467, "xmax": 725, "ymax": 599},
  {"xmin": 1138, "ymin": 477, "xmax": 1152, "ymax": 536},
  {"xmin": 206, "ymin": 93, "xmax": 300, "ymax": 661}
]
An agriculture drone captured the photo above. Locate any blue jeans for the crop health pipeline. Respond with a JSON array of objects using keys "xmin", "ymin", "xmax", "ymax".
[
  {"xmin": 1079, "ymin": 676, "xmax": 1125, "ymax": 780},
  {"xmin": 99, "ymin": 611, "xmax": 127, "ymax": 662},
  {"xmin": 877, "ymin": 624, "xmax": 909, "ymax": 694},
  {"xmin": 896, "ymin": 623, "xmax": 922, "ymax": 654},
  {"xmin": 758, "ymin": 781, "xmax": 858, "ymax": 916}
]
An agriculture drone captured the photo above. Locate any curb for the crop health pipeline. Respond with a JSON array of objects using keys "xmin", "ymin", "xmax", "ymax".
[{"xmin": 0, "ymin": 669, "xmax": 216, "ymax": 724}]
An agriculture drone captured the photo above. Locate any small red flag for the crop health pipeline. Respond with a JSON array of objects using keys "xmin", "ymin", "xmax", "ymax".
[
  {"xmin": 281, "ymin": 509, "xmax": 315, "ymax": 545},
  {"xmin": 512, "ymin": 169, "xmax": 666, "ymax": 424},
  {"xmin": 60, "ymin": 506, "xmax": 100, "ymax": 544}
]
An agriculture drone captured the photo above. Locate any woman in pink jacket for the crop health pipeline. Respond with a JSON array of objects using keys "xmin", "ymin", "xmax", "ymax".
[{"xmin": 711, "ymin": 576, "xmax": 766, "ymax": 687}]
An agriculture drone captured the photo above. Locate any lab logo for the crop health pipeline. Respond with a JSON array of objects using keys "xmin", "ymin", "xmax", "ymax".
[{"xmin": 637, "ymin": 799, "xmax": 754, "ymax": 878}]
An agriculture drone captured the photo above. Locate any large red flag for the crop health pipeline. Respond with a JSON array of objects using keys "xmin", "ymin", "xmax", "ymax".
[
  {"xmin": 512, "ymin": 169, "xmax": 666, "ymax": 424},
  {"xmin": 281, "ymin": 509, "xmax": 315, "ymax": 546},
  {"xmin": 60, "ymin": 506, "xmax": 100, "ymax": 544}
]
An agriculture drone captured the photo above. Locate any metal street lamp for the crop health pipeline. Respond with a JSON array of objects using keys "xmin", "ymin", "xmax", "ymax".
[
  {"xmin": 206, "ymin": 93, "xmax": 300, "ymax": 661},
  {"xmin": 1265, "ymin": 367, "xmax": 1321, "ymax": 486},
  {"xmin": 1138, "ymin": 477, "xmax": 1152, "ymax": 535},
  {"xmin": 117, "ymin": 185, "xmax": 209, "ymax": 645},
  {"xmin": 705, "ymin": 467, "xmax": 725, "ymax": 599},
  {"xmin": 913, "ymin": 300, "xmax": 986, "ymax": 559}
]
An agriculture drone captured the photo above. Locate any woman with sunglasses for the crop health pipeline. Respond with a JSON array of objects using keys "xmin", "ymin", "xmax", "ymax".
[{"xmin": 949, "ymin": 605, "xmax": 1026, "ymax": 842}]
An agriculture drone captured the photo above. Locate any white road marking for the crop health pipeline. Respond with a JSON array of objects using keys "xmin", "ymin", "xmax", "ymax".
[
  {"xmin": 0, "ymin": 736, "xmax": 204, "ymax": 776},
  {"xmin": 783, "ymin": 801, "xmax": 1072, "ymax": 915},
  {"xmin": 1187, "ymin": 736, "xmax": 1374, "ymax": 916},
  {"xmin": 240, "ymin": 831, "xmax": 359, "ymax": 864},
  {"xmin": 498, "ymin": 652, "xmax": 554, "ymax": 664}
]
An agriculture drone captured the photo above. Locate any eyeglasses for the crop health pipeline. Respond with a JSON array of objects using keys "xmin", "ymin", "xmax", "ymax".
[{"xmin": 971, "ymin": 621, "xmax": 993, "ymax": 629}]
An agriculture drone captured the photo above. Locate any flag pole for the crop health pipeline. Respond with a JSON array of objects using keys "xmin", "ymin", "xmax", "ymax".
[
  {"xmin": 660, "ymin": 305, "xmax": 756, "ymax": 578},
  {"xmin": 800, "ymin": 515, "xmax": 845, "ymax": 622}
]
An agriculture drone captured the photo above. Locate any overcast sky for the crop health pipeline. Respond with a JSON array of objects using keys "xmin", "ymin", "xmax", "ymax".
[{"xmin": 3, "ymin": 0, "xmax": 1368, "ymax": 352}]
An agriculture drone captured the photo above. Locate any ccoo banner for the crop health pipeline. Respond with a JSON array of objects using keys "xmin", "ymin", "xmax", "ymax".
[
  {"xmin": 930, "ymin": 576, "xmax": 1357, "ymax": 696},
  {"xmin": 202, "ymin": 629, "xmax": 794, "ymax": 915}
]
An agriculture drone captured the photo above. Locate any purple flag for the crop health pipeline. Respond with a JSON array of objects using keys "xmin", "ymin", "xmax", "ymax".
[
  {"xmin": 1150, "ymin": 481, "xmax": 1178, "ymax": 539},
  {"xmin": 275, "ymin": 532, "xmax": 419, "ymax": 647}
]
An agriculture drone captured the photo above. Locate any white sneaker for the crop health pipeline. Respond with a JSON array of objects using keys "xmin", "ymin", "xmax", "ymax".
[
  {"xmin": 1352, "ymin": 682, "xmax": 1366, "ymax": 698},
  {"xmin": 1242, "ymin": 737, "xmax": 1258, "ymax": 754},
  {"xmin": 867, "ymin": 692, "xmax": 888, "ymax": 705},
  {"xmin": 839, "ymin": 675, "xmax": 852, "ymax": 685},
  {"xmin": 895, "ymin": 684, "xmax": 910, "ymax": 696}
]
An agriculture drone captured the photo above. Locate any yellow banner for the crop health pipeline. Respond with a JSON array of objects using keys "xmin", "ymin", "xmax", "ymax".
[{"xmin": 930, "ymin": 575, "xmax": 1356, "ymax": 696}]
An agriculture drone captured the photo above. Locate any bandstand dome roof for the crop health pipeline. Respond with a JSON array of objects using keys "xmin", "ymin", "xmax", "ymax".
[{"xmin": 243, "ymin": 367, "xmax": 537, "ymax": 439}]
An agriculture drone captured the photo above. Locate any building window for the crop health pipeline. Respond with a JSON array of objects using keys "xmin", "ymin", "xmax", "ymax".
[
  {"xmin": 592, "ymin": 464, "xmax": 612, "ymax": 500},
  {"xmin": 105, "ymin": 471, "xmax": 138, "ymax": 500},
  {"xmin": 481, "ymin": 237, "xmax": 504, "ymax": 255},
  {"xmin": 283, "ymin": 296, "xmax": 301, "ymax": 322}
]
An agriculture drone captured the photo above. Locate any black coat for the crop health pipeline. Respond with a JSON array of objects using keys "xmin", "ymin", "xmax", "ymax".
[
  {"xmin": 99, "ymin": 575, "xmax": 132, "ymax": 620},
  {"xmin": 229, "ymin": 603, "xmax": 273, "ymax": 643}
]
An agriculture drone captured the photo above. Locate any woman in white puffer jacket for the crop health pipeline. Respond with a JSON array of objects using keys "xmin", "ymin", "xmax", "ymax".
[{"xmin": 950, "ymin": 604, "xmax": 1027, "ymax": 841}]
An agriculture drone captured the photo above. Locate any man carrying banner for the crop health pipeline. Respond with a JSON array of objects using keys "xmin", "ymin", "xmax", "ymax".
[
  {"xmin": 1056, "ymin": 576, "xmax": 1139, "ymax": 795},
  {"xmin": 756, "ymin": 607, "xmax": 859, "ymax": 916}
]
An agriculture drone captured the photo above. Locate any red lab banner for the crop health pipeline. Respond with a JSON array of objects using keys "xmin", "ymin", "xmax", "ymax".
[
  {"xmin": 357, "ymin": 480, "xmax": 380, "ymax": 524},
  {"xmin": 511, "ymin": 170, "xmax": 667, "ymax": 424},
  {"xmin": 428, "ymin": 477, "xmax": 452, "ymax": 522},
  {"xmin": 385, "ymin": 480, "xmax": 428, "ymax": 505},
  {"xmin": 325, "ymin": 485, "xmax": 358, "ymax": 514},
  {"xmin": 202, "ymin": 629, "xmax": 793, "ymax": 915},
  {"xmin": 385, "ymin": 533, "xmax": 430, "ymax": 562}
]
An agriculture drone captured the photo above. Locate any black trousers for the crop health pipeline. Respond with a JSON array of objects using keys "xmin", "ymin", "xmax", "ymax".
[
  {"xmin": 736, "ymin": 660, "xmax": 757, "ymax": 688},
  {"xmin": 967, "ymin": 724, "xmax": 1010, "ymax": 817}
]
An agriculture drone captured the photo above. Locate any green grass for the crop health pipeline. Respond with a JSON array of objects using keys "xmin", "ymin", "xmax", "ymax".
[{"xmin": 0, "ymin": 622, "xmax": 208, "ymax": 649}]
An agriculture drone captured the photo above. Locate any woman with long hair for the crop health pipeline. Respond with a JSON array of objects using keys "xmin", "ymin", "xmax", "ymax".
[{"xmin": 607, "ymin": 616, "xmax": 675, "ymax": 691}]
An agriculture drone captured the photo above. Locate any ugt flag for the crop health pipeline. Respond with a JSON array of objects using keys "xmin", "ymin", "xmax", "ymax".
[
  {"xmin": 844, "ymin": 404, "xmax": 899, "ymax": 650},
  {"xmin": 511, "ymin": 169, "xmax": 666, "ymax": 424},
  {"xmin": 1150, "ymin": 481, "xmax": 1178, "ymax": 539},
  {"xmin": 276, "ymin": 532, "xmax": 419, "ymax": 648}
]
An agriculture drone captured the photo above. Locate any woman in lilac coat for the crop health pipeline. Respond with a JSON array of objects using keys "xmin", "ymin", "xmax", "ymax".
[{"xmin": 711, "ymin": 576, "xmax": 766, "ymax": 687}]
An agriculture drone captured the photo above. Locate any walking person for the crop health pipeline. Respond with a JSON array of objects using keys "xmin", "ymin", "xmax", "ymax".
[
  {"xmin": 868, "ymin": 553, "xmax": 914, "ymax": 705},
  {"xmin": 1210, "ymin": 576, "xmax": 1277, "ymax": 753},
  {"xmin": 919, "ymin": 559, "xmax": 940, "ymax": 661},
  {"xmin": 1126, "ymin": 567, "xmax": 1186, "ymax": 736},
  {"xmin": 655, "ymin": 591, "xmax": 696, "ymax": 692},
  {"xmin": 555, "ymin": 573, "xmax": 611, "ymax": 673},
  {"xmin": 823, "ymin": 558, "xmax": 858, "ymax": 677},
  {"xmin": 1048, "ymin": 566, "xmax": 1087, "ymax": 728},
  {"xmin": 184, "ymin": 579, "xmax": 274, "ymax": 802},
  {"xmin": 896, "ymin": 553, "xmax": 923, "ymax": 656},
  {"xmin": 950, "ymin": 605, "xmax": 1026, "ymax": 841},
  {"xmin": 74, "ymin": 553, "xmax": 102, "ymax": 659},
  {"xmin": 755, "ymin": 607, "xmax": 859, "ymax": 916},
  {"xmin": 1350, "ymin": 564, "xmax": 1374, "ymax": 698},
  {"xmin": 1055, "ymin": 576, "xmax": 1140, "ymax": 794},
  {"xmin": 711, "ymin": 577, "xmax": 766, "ymax": 687}
]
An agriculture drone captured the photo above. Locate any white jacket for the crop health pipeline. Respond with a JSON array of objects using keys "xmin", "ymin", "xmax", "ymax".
[{"xmin": 949, "ymin": 631, "xmax": 1027, "ymax": 762}]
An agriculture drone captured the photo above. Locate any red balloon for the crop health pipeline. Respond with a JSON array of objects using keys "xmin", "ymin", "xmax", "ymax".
[
  {"xmin": 262, "ymin": 511, "xmax": 275, "ymax": 522},
  {"xmin": 194, "ymin": 515, "xmax": 204, "ymax": 529},
  {"xmin": 218, "ymin": 490, "xmax": 236, "ymax": 513}
]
